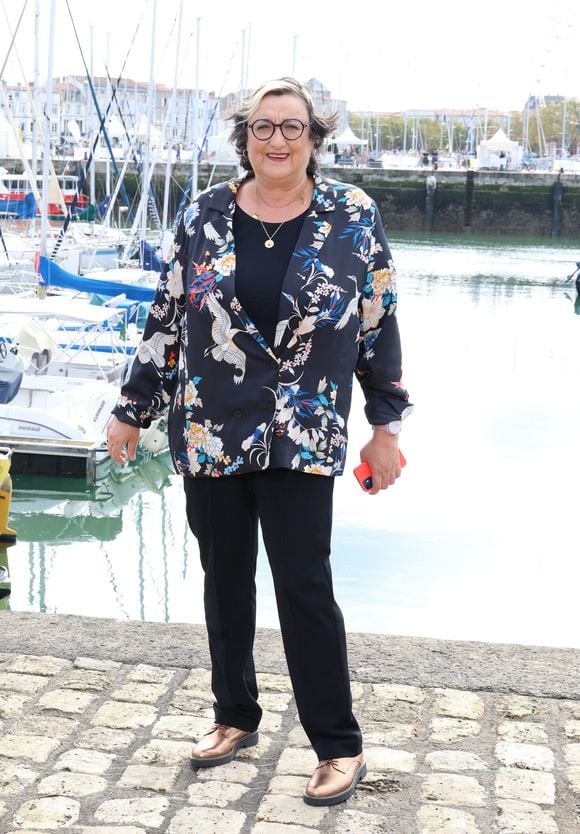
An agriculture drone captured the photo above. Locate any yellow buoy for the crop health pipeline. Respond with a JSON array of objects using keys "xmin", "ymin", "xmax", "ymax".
[{"xmin": 0, "ymin": 447, "xmax": 17, "ymax": 543}]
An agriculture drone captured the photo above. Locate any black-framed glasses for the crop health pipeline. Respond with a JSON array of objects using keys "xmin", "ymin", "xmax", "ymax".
[{"xmin": 248, "ymin": 118, "xmax": 309, "ymax": 141}]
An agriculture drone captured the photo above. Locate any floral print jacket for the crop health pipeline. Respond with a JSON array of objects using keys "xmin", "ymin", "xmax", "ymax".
[{"xmin": 113, "ymin": 173, "xmax": 412, "ymax": 478}]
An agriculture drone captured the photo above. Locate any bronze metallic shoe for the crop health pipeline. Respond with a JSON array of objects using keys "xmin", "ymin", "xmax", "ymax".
[
  {"xmin": 190, "ymin": 724, "xmax": 259, "ymax": 768},
  {"xmin": 303, "ymin": 755, "xmax": 367, "ymax": 806}
]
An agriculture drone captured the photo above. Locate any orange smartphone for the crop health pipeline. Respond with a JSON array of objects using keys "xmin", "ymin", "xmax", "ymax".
[{"xmin": 354, "ymin": 450, "xmax": 406, "ymax": 492}]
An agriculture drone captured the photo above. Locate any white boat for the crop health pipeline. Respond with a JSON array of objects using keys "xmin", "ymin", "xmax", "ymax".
[
  {"xmin": 0, "ymin": 297, "xmax": 167, "ymax": 483},
  {"xmin": 0, "ymin": 366, "xmax": 167, "ymax": 483},
  {"xmin": 0, "ymin": 295, "xmax": 137, "ymax": 382},
  {"xmin": 0, "ymin": 363, "xmax": 118, "ymax": 482}
]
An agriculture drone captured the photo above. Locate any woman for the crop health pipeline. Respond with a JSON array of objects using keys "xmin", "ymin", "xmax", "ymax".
[{"xmin": 107, "ymin": 77, "xmax": 412, "ymax": 806}]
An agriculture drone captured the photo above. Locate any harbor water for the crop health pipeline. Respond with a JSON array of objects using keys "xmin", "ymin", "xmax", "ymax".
[{"xmin": 4, "ymin": 233, "xmax": 580, "ymax": 648}]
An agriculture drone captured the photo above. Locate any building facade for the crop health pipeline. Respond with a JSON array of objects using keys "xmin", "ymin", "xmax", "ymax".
[
  {"xmin": 0, "ymin": 75, "xmax": 217, "ymax": 155},
  {"xmin": 3, "ymin": 76, "xmax": 375, "ymax": 161}
]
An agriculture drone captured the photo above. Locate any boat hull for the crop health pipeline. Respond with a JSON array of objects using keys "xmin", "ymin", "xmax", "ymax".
[{"xmin": 0, "ymin": 375, "xmax": 117, "ymax": 483}]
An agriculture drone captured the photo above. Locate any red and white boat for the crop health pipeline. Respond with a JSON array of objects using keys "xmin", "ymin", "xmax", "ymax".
[{"xmin": 0, "ymin": 166, "xmax": 89, "ymax": 220}]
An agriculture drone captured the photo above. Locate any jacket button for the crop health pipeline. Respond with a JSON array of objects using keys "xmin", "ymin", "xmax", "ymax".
[{"xmin": 233, "ymin": 409, "xmax": 243, "ymax": 418}]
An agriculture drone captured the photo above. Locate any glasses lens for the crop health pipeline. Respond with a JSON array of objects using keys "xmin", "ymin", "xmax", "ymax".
[
  {"xmin": 251, "ymin": 120, "xmax": 274, "ymax": 140},
  {"xmin": 281, "ymin": 120, "xmax": 305, "ymax": 140}
]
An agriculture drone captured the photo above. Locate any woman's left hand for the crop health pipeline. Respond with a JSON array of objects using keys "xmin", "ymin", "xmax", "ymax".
[{"xmin": 359, "ymin": 431, "xmax": 402, "ymax": 495}]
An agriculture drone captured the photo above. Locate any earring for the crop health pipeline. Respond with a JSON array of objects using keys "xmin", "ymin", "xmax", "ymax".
[{"xmin": 241, "ymin": 147, "xmax": 248, "ymax": 162}]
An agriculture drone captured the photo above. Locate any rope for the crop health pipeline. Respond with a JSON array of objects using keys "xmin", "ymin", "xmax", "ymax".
[
  {"xmin": 0, "ymin": 224, "xmax": 11, "ymax": 264},
  {"xmin": 104, "ymin": 67, "xmax": 161, "ymax": 231},
  {"xmin": 173, "ymin": 43, "xmax": 238, "ymax": 230},
  {"xmin": 0, "ymin": 0, "xmax": 28, "ymax": 80},
  {"xmin": 51, "ymin": 0, "xmax": 146, "ymax": 259}
]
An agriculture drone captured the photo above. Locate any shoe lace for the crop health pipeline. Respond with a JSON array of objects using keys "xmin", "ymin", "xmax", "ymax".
[
  {"xmin": 207, "ymin": 723, "xmax": 229, "ymax": 737},
  {"xmin": 316, "ymin": 758, "xmax": 346, "ymax": 774}
]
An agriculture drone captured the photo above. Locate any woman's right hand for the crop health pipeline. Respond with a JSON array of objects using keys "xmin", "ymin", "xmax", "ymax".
[{"xmin": 106, "ymin": 415, "xmax": 140, "ymax": 466}]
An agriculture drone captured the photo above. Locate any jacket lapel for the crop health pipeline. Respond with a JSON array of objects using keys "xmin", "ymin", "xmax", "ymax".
[
  {"xmin": 273, "ymin": 175, "xmax": 338, "ymax": 354},
  {"xmin": 203, "ymin": 175, "xmax": 340, "ymax": 361},
  {"xmin": 199, "ymin": 180, "xmax": 238, "ymax": 307},
  {"xmin": 206, "ymin": 177, "xmax": 279, "ymax": 363}
]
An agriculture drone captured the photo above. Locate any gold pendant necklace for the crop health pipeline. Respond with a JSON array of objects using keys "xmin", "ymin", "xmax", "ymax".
[
  {"xmin": 254, "ymin": 179, "xmax": 308, "ymax": 249},
  {"xmin": 259, "ymin": 219, "xmax": 284, "ymax": 248}
]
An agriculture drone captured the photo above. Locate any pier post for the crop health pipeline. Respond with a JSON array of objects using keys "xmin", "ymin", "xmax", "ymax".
[
  {"xmin": 424, "ymin": 175, "xmax": 436, "ymax": 232},
  {"xmin": 464, "ymin": 170, "xmax": 475, "ymax": 227},
  {"xmin": 552, "ymin": 172, "xmax": 563, "ymax": 239}
]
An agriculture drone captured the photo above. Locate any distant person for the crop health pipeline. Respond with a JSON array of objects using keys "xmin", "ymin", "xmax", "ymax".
[{"xmin": 106, "ymin": 77, "xmax": 412, "ymax": 807}]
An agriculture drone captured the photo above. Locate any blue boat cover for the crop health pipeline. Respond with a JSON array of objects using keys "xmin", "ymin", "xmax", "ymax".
[
  {"xmin": 140, "ymin": 240, "xmax": 165, "ymax": 272},
  {"xmin": 0, "ymin": 192, "xmax": 36, "ymax": 219},
  {"xmin": 37, "ymin": 256, "xmax": 156, "ymax": 302},
  {"xmin": 0, "ymin": 369, "xmax": 23, "ymax": 404}
]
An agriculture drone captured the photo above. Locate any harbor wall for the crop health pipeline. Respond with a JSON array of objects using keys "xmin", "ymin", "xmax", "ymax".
[
  {"xmin": 3, "ymin": 159, "xmax": 580, "ymax": 239},
  {"xmin": 139, "ymin": 165, "xmax": 580, "ymax": 239},
  {"xmin": 340, "ymin": 168, "xmax": 580, "ymax": 239}
]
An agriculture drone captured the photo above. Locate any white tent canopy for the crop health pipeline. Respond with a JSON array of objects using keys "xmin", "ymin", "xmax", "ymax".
[
  {"xmin": 333, "ymin": 126, "xmax": 368, "ymax": 147},
  {"xmin": 477, "ymin": 129, "xmax": 522, "ymax": 169},
  {"xmin": 135, "ymin": 116, "xmax": 162, "ymax": 142},
  {"xmin": 480, "ymin": 128, "xmax": 516, "ymax": 151}
]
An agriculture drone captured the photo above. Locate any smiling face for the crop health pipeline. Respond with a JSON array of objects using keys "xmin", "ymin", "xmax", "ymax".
[{"xmin": 246, "ymin": 93, "xmax": 314, "ymax": 189}]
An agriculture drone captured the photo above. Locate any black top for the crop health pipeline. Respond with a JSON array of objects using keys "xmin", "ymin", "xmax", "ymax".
[{"xmin": 234, "ymin": 205, "xmax": 308, "ymax": 348}]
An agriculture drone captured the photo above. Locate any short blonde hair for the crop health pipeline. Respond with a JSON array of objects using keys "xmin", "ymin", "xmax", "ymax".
[{"xmin": 229, "ymin": 77, "xmax": 339, "ymax": 176}]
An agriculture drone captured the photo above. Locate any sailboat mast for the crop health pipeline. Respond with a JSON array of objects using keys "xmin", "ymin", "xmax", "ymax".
[
  {"xmin": 105, "ymin": 33, "xmax": 111, "ymax": 205},
  {"xmin": 40, "ymin": 0, "xmax": 57, "ymax": 258},
  {"xmin": 245, "ymin": 24, "xmax": 252, "ymax": 91},
  {"xmin": 141, "ymin": 0, "xmax": 157, "ymax": 241},
  {"xmin": 89, "ymin": 25, "xmax": 96, "ymax": 207},
  {"xmin": 32, "ymin": 0, "xmax": 40, "ymax": 176},
  {"xmin": 191, "ymin": 17, "xmax": 201, "ymax": 202},
  {"xmin": 240, "ymin": 30, "xmax": 246, "ymax": 95},
  {"xmin": 162, "ymin": 0, "xmax": 184, "ymax": 229}
]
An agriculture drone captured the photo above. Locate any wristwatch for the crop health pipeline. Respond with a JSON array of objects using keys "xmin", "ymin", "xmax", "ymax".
[{"xmin": 373, "ymin": 420, "xmax": 402, "ymax": 435}]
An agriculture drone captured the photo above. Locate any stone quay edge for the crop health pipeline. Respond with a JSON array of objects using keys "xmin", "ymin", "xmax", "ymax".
[{"xmin": 1, "ymin": 611, "xmax": 580, "ymax": 834}]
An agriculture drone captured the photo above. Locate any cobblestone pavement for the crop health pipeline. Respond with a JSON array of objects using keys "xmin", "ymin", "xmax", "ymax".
[{"xmin": 1, "ymin": 646, "xmax": 580, "ymax": 834}]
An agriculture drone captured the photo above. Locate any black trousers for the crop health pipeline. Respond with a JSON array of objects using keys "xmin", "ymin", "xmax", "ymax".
[{"xmin": 183, "ymin": 468, "xmax": 362, "ymax": 759}]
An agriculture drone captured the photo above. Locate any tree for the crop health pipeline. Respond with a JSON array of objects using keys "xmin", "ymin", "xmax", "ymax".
[
  {"xmin": 509, "ymin": 99, "xmax": 580, "ymax": 156},
  {"xmin": 350, "ymin": 100, "xmax": 580, "ymax": 159}
]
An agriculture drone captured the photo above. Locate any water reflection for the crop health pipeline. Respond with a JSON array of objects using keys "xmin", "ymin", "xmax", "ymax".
[
  {"xmin": 6, "ymin": 453, "xmax": 202, "ymax": 623},
  {"xmin": 5, "ymin": 235, "xmax": 580, "ymax": 648}
]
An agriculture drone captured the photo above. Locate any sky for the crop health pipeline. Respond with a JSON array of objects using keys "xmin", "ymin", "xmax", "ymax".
[{"xmin": 1, "ymin": 0, "xmax": 579, "ymax": 113}]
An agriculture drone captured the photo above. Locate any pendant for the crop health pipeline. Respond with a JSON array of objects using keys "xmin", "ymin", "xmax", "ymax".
[{"xmin": 264, "ymin": 239, "xmax": 274, "ymax": 249}]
